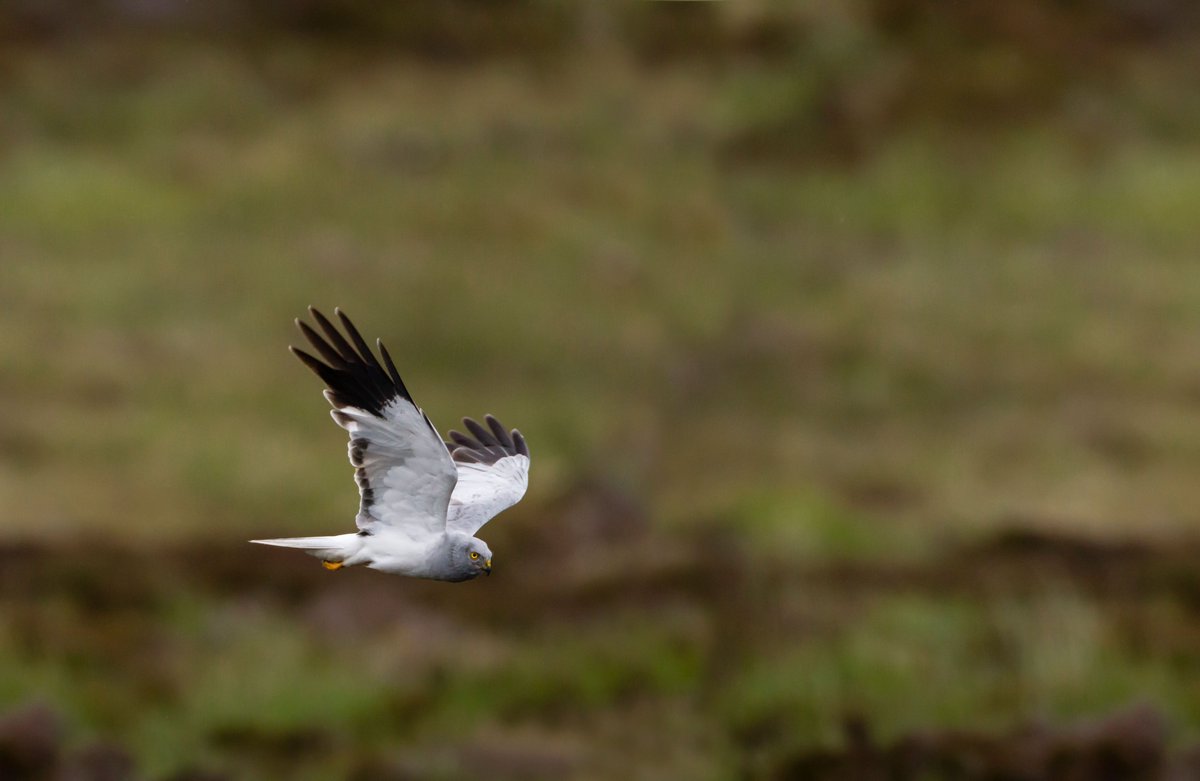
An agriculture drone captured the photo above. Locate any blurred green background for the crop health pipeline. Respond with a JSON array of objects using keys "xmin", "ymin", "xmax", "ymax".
[{"xmin": 3, "ymin": 1, "xmax": 1200, "ymax": 779}]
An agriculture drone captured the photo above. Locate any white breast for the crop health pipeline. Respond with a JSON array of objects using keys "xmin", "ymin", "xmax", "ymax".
[{"xmin": 361, "ymin": 530, "xmax": 444, "ymax": 576}]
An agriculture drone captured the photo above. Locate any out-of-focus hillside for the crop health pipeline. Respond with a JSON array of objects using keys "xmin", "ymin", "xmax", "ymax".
[
  {"xmin": 3, "ymin": 3, "xmax": 1200, "ymax": 779},
  {"xmin": 3, "ymin": 2, "xmax": 1200, "ymax": 548}
]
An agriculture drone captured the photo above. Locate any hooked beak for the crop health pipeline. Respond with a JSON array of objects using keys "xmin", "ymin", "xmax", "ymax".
[{"xmin": 483, "ymin": 558, "xmax": 492, "ymax": 576}]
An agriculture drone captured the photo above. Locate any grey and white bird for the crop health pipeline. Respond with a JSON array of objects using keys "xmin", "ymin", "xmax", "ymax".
[{"xmin": 251, "ymin": 307, "xmax": 530, "ymax": 581}]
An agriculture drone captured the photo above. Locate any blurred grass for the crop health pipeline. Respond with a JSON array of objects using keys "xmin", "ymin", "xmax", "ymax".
[
  {"xmin": 725, "ymin": 591, "xmax": 1197, "ymax": 747},
  {"xmin": 3, "ymin": 39, "xmax": 1200, "ymax": 548},
  {"xmin": 6, "ymin": 548, "xmax": 1200, "ymax": 779},
  {"xmin": 3, "ymin": 11, "xmax": 1200, "ymax": 779}
]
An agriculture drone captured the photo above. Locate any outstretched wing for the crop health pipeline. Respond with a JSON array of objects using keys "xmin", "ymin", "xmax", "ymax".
[
  {"xmin": 444, "ymin": 415, "xmax": 530, "ymax": 536},
  {"xmin": 291, "ymin": 307, "xmax": 457, "ymax": 541}
]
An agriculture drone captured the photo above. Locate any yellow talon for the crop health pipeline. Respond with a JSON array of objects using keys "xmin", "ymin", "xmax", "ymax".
[{"xmin": 322, "ymin": 561, "xmax": 343, "ymax": 571}]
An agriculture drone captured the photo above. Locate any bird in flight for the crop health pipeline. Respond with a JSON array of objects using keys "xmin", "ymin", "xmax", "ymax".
[{"xmin": 251, "ymin": 307, "xmax": 530, "ymax": 581}]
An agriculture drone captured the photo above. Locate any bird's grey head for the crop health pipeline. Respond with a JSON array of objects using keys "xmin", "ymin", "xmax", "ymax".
[{"xmin": 446, "ymin": 536, "xmax": 493, "ymax": 581}]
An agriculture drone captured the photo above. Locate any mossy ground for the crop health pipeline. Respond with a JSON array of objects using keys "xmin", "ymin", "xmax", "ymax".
[{"xmin": 3, "ymin": 15, "xmax": 1200, "ymax": 778}]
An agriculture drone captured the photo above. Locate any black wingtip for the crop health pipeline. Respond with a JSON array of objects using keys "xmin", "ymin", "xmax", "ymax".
[
  {"xmin": 485, "ymin": 414, "xmax": 515, "ymax": 449},
  {"xmin": 464, "ymin": 417, "xmax": 499, "ymax": 447},
  {"xmin": 447, "ymin": 415, "xmax": 528, "ymax": 464},
  {"xmin": 291, "ymin": 309, "xmax": 412, "ymax": 416}
]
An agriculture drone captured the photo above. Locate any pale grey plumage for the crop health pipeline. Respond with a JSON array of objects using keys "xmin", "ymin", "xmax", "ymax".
[
  {"xmin": 250, "ymin": 308, "xmax": 529, "ymax": 581},
  {"xmin": 445, "ymin": 415, "xmax": 530, "ymax": 536}
]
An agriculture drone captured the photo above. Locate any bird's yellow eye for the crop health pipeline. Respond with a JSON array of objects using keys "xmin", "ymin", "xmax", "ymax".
[{"xmin": 469, "ymin": 551, "xmax": 480, "ymax": 560}]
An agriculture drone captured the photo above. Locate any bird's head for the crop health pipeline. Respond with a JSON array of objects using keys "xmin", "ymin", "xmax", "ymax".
[{"xmin": 452, "ymin": 537, "xmax": 493, "ymax": 579}]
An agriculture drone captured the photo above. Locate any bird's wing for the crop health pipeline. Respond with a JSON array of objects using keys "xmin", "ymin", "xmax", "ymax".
[
  {"xmin": 291, "ymin": 307, "xmax": 457, "ymax": 540},
  {"xmin": 444, "ymin": 415, "xmax": 530, "ymax": 536}
]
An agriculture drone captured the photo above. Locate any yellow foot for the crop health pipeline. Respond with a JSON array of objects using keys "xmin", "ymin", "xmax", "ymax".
[{"xmin": 322, "ymin": 561, "xmax": 343, "ymax": 571}]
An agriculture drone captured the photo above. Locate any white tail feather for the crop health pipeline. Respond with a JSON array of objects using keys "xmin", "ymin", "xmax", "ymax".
[{"xmin": 249, "ymin": 533, "xmax": 360, "ymax": 562}]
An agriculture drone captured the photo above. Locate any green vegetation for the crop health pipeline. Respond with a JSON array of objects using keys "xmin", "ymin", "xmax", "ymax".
[
  {"xmin": 3, "ymin": 6, "xmax": 1200, "ymax": 778},
  {"xmin": 5, "ymin": 38, "xmax": 1200, "ymax": 547}
]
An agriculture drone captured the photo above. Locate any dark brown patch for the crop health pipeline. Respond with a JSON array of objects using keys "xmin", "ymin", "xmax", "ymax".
[
  {"xmin": 0, "ymin": 702, "xmax": 61, "ymax": 780},
  {"xmin": 355, "ymin": 468, "xmax": 374, "ymax": 510},
  {"xmin": 349, "ymin": 438, "xmax": 369, "ymax": 467}
]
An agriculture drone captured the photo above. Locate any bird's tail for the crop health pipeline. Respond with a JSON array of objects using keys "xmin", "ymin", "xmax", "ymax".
[{"xmin": 249, "ymin": 533, "xmax": 361, "ymax": 564}]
